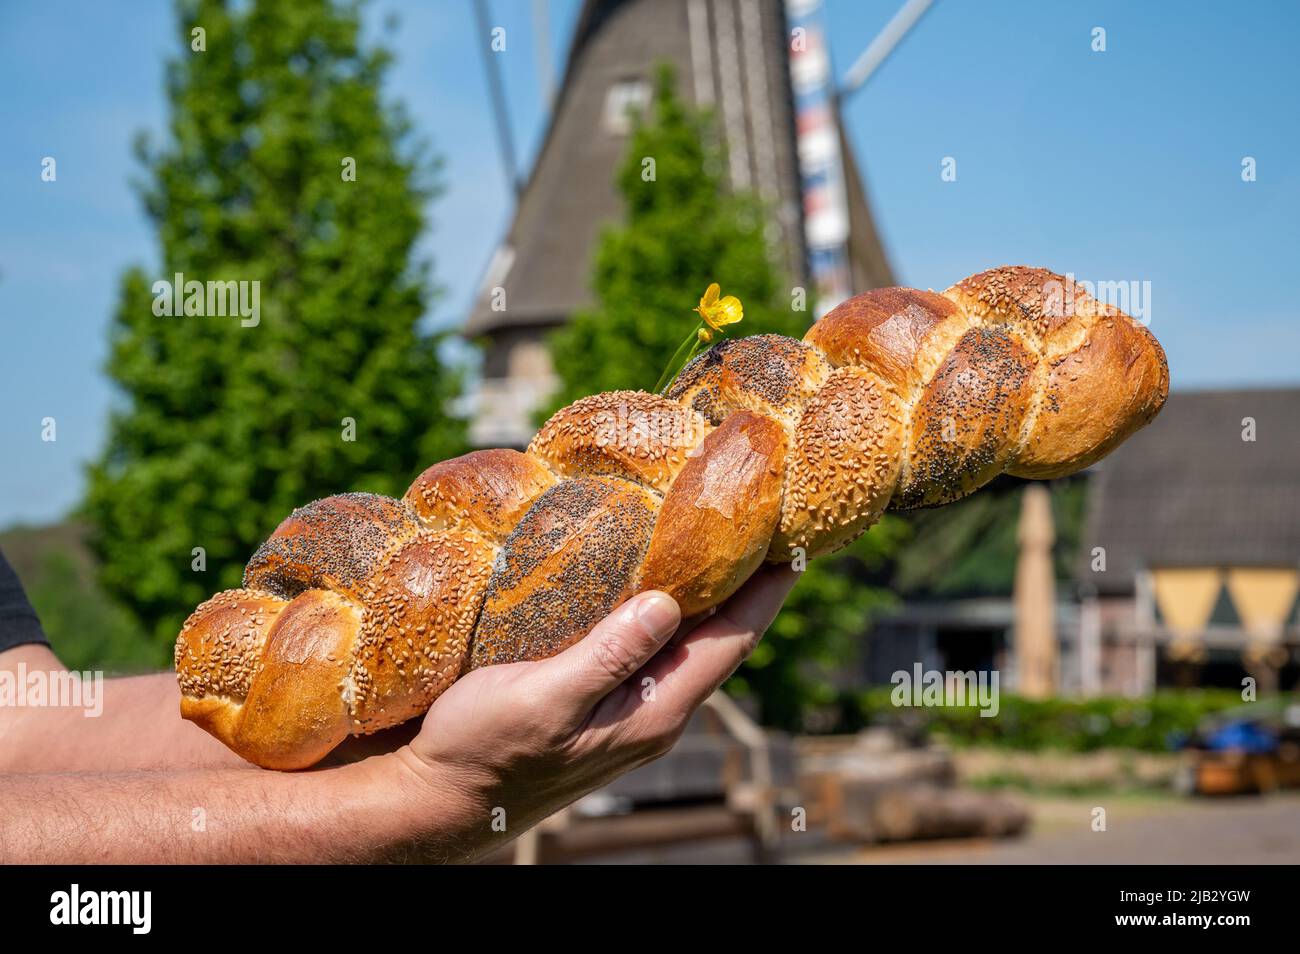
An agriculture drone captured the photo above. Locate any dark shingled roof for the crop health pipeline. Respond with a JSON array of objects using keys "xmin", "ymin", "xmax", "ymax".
[{"xmin": 1079, "ymin": 388, "xmax": 1300, "ymax": 595}]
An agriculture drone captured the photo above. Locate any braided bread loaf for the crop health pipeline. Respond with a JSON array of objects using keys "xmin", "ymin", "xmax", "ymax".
[{"xmin": 175, "ymin": 266, "xmax": 1168, "ymax": 768}]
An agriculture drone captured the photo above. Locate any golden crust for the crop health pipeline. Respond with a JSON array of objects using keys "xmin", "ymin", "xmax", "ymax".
[
  {"xmin": 175, "ymin": 588, "xmax": 287, "ymax": 702},
  {"xmin": 244, "ymin": 493, "xmax": 420, "ymax": 600},
  {"xmin": 233, "ymin": 589, "xmax": 362, "ymax": 770},
  {"xmin": 944, "ymin": 265, "xmax": 1088, "ymax": 354},
  {"xmin": 805, "ymin": 287, "xmax": 966, "ymax": 396},
  {"xmin": 667, "ymin": 334, "xmax": 832, "ymax": 426},
  {"xmin": 895, "ymin": 325, "xmax": 1037, "ymax": 509},
  {"xmin": 638, "ymin": 411, "xmax": 787, "ymax": 615},
  {"xmin": 178, "ymin": 694, "xmax": 244, "ymax": 753},
  {"xmin": 529, "ymin": 391, "xmax": 710, "ymax": 494},
  {"xmin": 404, "ymin": 448, "xmax": 556, "ymax": 542},
  {"xmin": 470, "ymin": 477, "xmax": 658, "ymax": 667},
  {"xmin": 1009, "ymin": 314, "xmax": 1169, "ymax": 478},
  {"xmin": 176, "ymin": 590, "xmax": 287, "ymax": 762},
  {"xmin": 770, "ymin": 367, "xmax": 906, "ymax": 559},
  {"xmin": 348, "ymin": 529, "xmax": 496, "ymax": 732}
]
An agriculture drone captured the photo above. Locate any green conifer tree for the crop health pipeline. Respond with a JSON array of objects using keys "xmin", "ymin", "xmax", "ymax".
[{"xmin": 86, "ymin": 0, "xmax": 464, "ymax": 659}]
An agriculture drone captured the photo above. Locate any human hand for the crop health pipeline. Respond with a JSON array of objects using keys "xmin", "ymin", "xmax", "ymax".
[{"xmin": 396, "ymin": 564, "xmax": 798, "ymax": 860}]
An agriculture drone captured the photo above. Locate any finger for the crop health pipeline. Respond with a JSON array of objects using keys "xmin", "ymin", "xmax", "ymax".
[
  {"xmin": 638, "ymin": 564, "xmax": 798, "ymax": 716},
  {"xmin": 531, "ymin": 590, "xmax": 682, "ymax": 719}
]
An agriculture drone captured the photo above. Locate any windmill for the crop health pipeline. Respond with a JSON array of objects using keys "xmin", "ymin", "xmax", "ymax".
[{"xmin": 465, "ymin": 0, "xmax": 930, "ymax": 448}]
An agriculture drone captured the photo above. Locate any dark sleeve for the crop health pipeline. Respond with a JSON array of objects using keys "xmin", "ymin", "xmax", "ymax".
[{"xmin": 0, "ymin": 549, "xmax": 50, "ymax": 652}]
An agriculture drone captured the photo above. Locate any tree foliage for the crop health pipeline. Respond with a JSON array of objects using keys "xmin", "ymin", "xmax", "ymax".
[
  {"xmin": 545, "ymin": 66, "xmax": 906, "ymax": 730},
  {"xmin": 86, "ymin": 0, "xmax": 464, "ymax": 660},
  {"xmin": 545, "ymin": 66, "xmax": 810, "ymax": 410},
  {"xmin": 892, "ymin": 476, "xmax": 1087, "ymax": 599}
]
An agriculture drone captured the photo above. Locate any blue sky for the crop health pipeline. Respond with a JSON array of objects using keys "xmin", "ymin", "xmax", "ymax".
[{"xmin": 2, "ymin": 0, "xmax": 1298, "ymax": 528}]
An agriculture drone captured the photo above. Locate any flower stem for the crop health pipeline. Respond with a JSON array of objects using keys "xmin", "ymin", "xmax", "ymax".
[{"xmin": 654, "ymin": 325, "xmax": 705, "ymax": 395}]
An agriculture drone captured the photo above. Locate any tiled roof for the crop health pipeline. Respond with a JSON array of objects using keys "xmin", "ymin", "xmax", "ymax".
[{"xmin": 1080, "ymin": 388, "xmax": 1300, "ymax": 594}]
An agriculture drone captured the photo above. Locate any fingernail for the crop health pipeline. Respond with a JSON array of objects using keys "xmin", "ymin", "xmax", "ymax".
[{"xmin": 634, "ymin": 594, "xmax": 680, "ymax": 635}]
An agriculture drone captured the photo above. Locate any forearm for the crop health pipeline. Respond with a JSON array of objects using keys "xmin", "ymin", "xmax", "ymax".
[
  {"xmin": 0, "ymin": 747, "xmax": 488, "ymax": 864},
  {"xmin": 0, "ymin": 645, "xmax": 248, "ymax": 773}
]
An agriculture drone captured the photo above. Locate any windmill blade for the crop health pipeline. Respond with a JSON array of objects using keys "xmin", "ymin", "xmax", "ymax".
[
  {"xmin": 840, "ymin": 0, "xmax": 935, "ymax": 100},
  {"xmin": 472, "ymin": 0, "xmax": 522, "ymax": 197}
]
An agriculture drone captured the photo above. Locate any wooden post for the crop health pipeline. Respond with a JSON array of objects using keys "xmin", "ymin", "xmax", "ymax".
[{"xmin": 1014, "ymin": 484, "xmax": 1057, "ymax": 698}]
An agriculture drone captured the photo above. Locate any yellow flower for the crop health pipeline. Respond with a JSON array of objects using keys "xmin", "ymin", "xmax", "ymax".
[
  {"xmin": 694, "ymin": 282, "xmax": 743, "ymax": 333},
  {"xmin": 653, "ymin": 283, "xmax": 744, "ymax": 394}
]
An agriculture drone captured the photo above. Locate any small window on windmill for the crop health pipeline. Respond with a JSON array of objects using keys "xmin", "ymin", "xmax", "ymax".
[{"xmin": 603, "ymin": 78, "xmax": 650, "ymax": 135}]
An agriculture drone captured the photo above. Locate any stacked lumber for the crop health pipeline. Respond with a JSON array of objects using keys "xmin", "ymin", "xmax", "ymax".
[
  {"xmin": 798, "ymin": 729, "xmax": 1029, "ymax": 844},
  {"xmin": 869, "ymin": 785, "xmax": 1029, "ymax": 842}
]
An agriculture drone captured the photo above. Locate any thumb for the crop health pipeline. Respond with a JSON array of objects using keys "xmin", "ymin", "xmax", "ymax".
[{"xmin": 532, "ymin": 590, "xmax": 681, "ymax": 719}]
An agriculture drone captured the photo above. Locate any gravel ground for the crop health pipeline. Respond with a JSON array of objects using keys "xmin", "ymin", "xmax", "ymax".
[
  {"xmin": 804, "ymin": 792, "xmax": 1300, "ymax": 865},
  {"xmin": 577, "ymin": 792, "xmax": 1300, "ymax": 864}
]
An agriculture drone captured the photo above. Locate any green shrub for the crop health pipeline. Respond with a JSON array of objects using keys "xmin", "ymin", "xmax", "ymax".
[{"xmin": 855, "ymin": 688, "xmax": 1265, "ymax": 752}]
